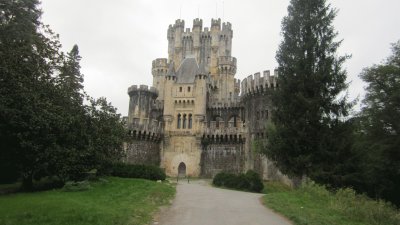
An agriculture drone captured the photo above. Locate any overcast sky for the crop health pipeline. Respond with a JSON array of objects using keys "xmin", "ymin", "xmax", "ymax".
[{"xmin": 40, "ymin": 0, "xmax": 400, "ymax": 116}]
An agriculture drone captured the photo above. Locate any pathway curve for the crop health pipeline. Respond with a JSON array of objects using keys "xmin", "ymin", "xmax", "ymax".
[{"xmin": 155, "ymin": 180, "xmax": 292, "ymax": 225}]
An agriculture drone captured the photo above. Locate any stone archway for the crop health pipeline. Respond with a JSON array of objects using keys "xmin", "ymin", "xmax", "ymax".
[{"xmin": 178, "ymin": 162, "xmax": 186, "ymax": 177}]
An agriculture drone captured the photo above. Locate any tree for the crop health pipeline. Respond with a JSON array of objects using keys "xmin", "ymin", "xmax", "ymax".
[
  {"xmin": 0, "ymin": 0, "xmax": 62, "ymax": 189},
  {"xmin": 357, "ymin": 41, "xmax": 400, "ymax": 205},
  {"xmin": 85, "ymin": 97, "xmax": 126, "ymax": 174},
  {"xmin": 265, "ymin": 0, "xmax": 353, "ymax": 185},
  {"xmin": 49, "ymin": 45, "xmax": 89, "ymax": 182}
]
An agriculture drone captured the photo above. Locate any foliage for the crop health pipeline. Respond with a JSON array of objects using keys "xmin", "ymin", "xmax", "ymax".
[
  {"xmin": 0, "ymin": 177, "xmax": 175, "ymax": 225},
  {"xmin": 0, "ymin": 0, "xmax": 126, "ymax": 189},
  {"xmin": 263, "ymin": 181, "xmax": 400, "ymax": 225},
  {"xmin": 111, "ymin": 163, "xmax": 166, "ymax": 181},
  {"xmin": 0, "ymin": 0, "xmax": 63, "ymax": 189},
  {"xmin": 354, "ymin": 40, "xmax": 400, "ymax": 206},
  {"xmin": 213, "ymin": 170, "xmax": 264, "ymax": 193},
  {"xmin": 265, "ymin": 0, "xmax": 354, "ymax": 186}
]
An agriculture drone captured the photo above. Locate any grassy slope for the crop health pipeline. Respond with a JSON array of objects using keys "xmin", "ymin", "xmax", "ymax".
[
  {"xmin": 0, "ymin": 177, "xmax": 175, "ymax": 225},
  {"xmin": 263, "ymin": 182, "xmax": 400, "ymax": 225}
]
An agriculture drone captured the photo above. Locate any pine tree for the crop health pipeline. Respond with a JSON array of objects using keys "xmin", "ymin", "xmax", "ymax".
[
  {"xmin": 59, "ymin": 45, "xmax": 84, "ymax": 104},
  {"xmin": 265, "ymin": 0, "xmax": 353, "ymax": 185}
]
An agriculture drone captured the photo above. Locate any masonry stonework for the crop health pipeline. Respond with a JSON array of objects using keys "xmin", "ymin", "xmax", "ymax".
[{"xmin": 125, "ymin": 18, "xmax": 290, "ymax": 183}]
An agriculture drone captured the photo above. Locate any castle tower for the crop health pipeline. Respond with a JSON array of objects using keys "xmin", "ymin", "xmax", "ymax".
[
  {"xmin": 152, "ymin": 58, "xmax": 168, "ymax": 101},
  {"xmin": 127, "ymin": 85, "xmax": 158, "ymax": 126}
]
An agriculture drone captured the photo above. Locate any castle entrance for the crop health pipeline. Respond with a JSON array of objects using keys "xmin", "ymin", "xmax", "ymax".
[{"xmin": 178, "ymin": 162, "xmax": 186, "ymax": 177}]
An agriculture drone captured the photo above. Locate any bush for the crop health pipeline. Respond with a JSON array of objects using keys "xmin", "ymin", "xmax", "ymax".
[
  {"xmin": 111, "ymin": 163, "xmax": 166, "ymax": 181},
  {"xmin": 213, "ymin": 170, "xmax": 264, "ymax": 193}
]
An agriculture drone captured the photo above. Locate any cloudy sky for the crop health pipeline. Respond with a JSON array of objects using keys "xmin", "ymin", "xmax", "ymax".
[{"xmin": 40, "ymin": 0, "xmax": 400, "ymax": 116}]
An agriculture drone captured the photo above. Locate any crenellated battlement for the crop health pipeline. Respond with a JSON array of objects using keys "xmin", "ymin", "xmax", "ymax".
[
  {"xmin": 222, "ymin": 22, "xmax": 232, "ymax": 31},
  {"xmin": 174, "ymin": 19, "xmax": 185, "ymax": 28},
  {"xmin": 167, "ymin": 18, "xmax": 228, "ymax": 37},
  {"xmin": 152, "ymin": 58, "xmax": 168, "ymax": 68},
  {"xmin": 127, "ymin": 121, "xmax": 163, "ymax": 142},
  {"xmin": 193, "ymin": 18, "xmax": 203, "ymax": 28},
  {"xmin": 211, "ymin": 18, "xmax": 221, "ymax": 30},
  {"xmin": 240, "ymin": 69, "xmax": 279, "ymax": 96},
  {"xmin": 128, "ymin": 85, "xmax": 158, "ymax": 96},
  {"xmin": 152, "ymin": 58, "xmax": 168, "ymax": 76}
]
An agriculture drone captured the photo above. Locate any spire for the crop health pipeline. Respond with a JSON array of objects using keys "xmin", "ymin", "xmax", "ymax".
[{"xmin": 167, "ymin": 62, "xmax": 176, "ymax": 76}]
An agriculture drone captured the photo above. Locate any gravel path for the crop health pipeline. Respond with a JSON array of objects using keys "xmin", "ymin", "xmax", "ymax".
[{"xmin": 155, "ymin": 180, "xmax": 292, "ymax": 225}]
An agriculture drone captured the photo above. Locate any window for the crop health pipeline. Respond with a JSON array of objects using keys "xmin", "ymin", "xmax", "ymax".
[
  {"xmin": 179, "ymin": 87, "xmax": 183, "ymax": 92},
  {"xmin": 266, "ymin": 110, "xmax": 269, "ymax": 119},
  {"xmin": 188, "ymin": 86, "xmax": 191, "ymax": 92},
  {"xmin": 183, "ymin": 114, "xmax": 187, "ymax": 129},
  {"xmin": 177, "ymin": 114, "xmax": 181, "ymax": 129},
  {"xmin": 188, "ymin": 114, "xmax": 193, "ymax": 129}
]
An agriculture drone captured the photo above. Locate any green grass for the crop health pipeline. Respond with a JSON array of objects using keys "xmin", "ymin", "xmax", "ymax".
[
  {"xmin": 0, "ymin": 177, "xmax": 175, "ymax": 225},
  {"xmin": 263, "ymin": 181, "xmax": 400, "ymax": 225}
]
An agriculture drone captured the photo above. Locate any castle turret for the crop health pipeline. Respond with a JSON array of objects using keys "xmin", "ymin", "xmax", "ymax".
[
  {"xmin": 127, "ymin": 85, "xmax": 158, "ymax": 127},
  {"xmin": 173, "ymin": 19, "xmax": 184, "ymax": 68},
  {"xmin": 152, "ymin": 58, "xmax": 168, "ymax": 100},
  {"xmin": 192, "ymin": 18, "xmax": 203, "ymax": 61}
]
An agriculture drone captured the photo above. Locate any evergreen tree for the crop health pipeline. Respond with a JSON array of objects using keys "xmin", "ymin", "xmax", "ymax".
[
  {"xmin": 0, "ymin": 0, "xmax": 62, "ymax": 189},
  {"xmin": 357, "ymin": 41, "xmax": 400, "ymax": 205},
  {"xmin": 50, "ymin": 45, "xmax": 89, "ymax": 181},
  {"xmin": 265, "ymin": 0, "xmax": 353, "ymax": 185}
]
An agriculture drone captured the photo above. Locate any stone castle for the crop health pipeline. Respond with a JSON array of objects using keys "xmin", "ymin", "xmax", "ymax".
[{"xmin": 125, "ymin": 18, "xmax": 288, "ymax": 182}]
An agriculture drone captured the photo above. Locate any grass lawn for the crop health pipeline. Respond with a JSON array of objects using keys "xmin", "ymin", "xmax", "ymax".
[
  {"xmin": 263, "ymin": 181, "xmax": 400, "ymax": 225},
  {"xmin": 0, "ymin": 177, "xmax": 175, "ymax": 225}
]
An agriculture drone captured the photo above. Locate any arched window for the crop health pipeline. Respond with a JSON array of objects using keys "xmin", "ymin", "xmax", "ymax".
[
  {"xmin": 188, "ymin": 114, "xmax": 193, "ymax": 129},
  {"xmin": 183, "ymin": 114, "xmax": 187, "ymax": 129},
  {"xmin": 177, "ymin": 114, "xmax": 181, "ymax": 129}
]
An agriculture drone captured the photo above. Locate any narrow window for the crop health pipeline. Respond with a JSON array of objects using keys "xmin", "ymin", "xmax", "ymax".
[
  {"xmin": 188, "ymin": 86, "xmax": 191, "ymax": 92},
  {"xmin": 188, "ymin": 114, "xmax": 193, "ymax": 129},
  {"xmin": 233, "ymin": 116, "xmax": 237, "ymax": 127},
  {"xmin": 177, "ymin": 114, "xmax": 181, "ymax": 129},
  {"xmin": 216, "ymin": 118, "xmax": 219, "ymax": 128},
  {"xmin": 179, "ymin": 87, "xmax": 183, "ymax": 92},
  {"xmin": 183, "ymin": 114, "xmax": 187, "ymax": 129},
  {"xmin": 266, "ymin": 110, "xmax": 269, "ymax": 119}
]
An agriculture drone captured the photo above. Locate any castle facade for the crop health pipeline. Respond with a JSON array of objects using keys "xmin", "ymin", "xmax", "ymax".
[{"xmin": 126, "ymin": 18, "xmax": 288, "ymax": 182}]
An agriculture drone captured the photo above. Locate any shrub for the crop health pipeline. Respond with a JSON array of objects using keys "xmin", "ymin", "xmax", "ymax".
[
  {"xmin": 111, "ymin": 163, "xmax": 166, "ymax": 181},
  {"xmin": 213, "ymin": 170, "xmax": 264, "ymax": 193},
  {"xmin": 245, "ymin": 170, "xmax": 264, "ymax": 192}
]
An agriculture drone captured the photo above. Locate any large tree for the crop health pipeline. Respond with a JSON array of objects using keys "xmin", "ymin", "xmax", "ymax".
[
  {"xmin": 357, "ymin": 41, "xmax": 400, "ymax": 205},
  {"xmin": 0, "ymin": 0, "xmax": 62, "ymax": 189},
  {"xmin": 265, "ymin": 0, "xmax": 354, "ymax": 185},
  {"xmin": 0, "ymin": 1, "xmax": 126, "ymax": 187}
]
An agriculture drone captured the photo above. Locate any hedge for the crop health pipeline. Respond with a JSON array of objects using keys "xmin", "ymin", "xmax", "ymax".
[{"xmin": 213, "ymin": 170, "xmax": 264, "ymax": 193}]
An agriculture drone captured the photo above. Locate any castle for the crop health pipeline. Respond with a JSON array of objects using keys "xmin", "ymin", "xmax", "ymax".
[{"xmin": 125, "ymin": 18, "xmax": 289, "ymax": 182}]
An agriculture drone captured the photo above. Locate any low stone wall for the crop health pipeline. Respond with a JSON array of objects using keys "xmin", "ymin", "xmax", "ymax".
[
  {"xmin": 124, "ymin": 139, "xmax": 160, "ymax": 166},
  {"xmin": 200, "ymin": 143, "xmax": 245, "ymax": 177}
]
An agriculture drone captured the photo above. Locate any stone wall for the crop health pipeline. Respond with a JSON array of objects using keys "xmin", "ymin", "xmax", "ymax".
[
  {"xmin": 200, "ymin": 143, "xmax": 245, "ymax": 177},
  {"xmin": 124, "ymin": 139, "xmax": 160, "ymax": 166}
]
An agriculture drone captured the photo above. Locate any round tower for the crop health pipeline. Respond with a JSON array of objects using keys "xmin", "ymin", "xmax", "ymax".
[{"xmin": 127, "ymin": 85, "xmax": 158, "ymax": 127}]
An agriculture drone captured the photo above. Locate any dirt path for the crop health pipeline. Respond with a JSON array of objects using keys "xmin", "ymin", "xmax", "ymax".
[{"xmin": 155, "ymin": 180, "xmax": 292, "ymax": 225}]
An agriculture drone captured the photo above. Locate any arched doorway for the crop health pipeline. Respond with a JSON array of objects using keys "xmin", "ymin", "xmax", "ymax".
[{"xmin": 178, "ymin": 162, "xmax": 186, "ymax": 177}]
